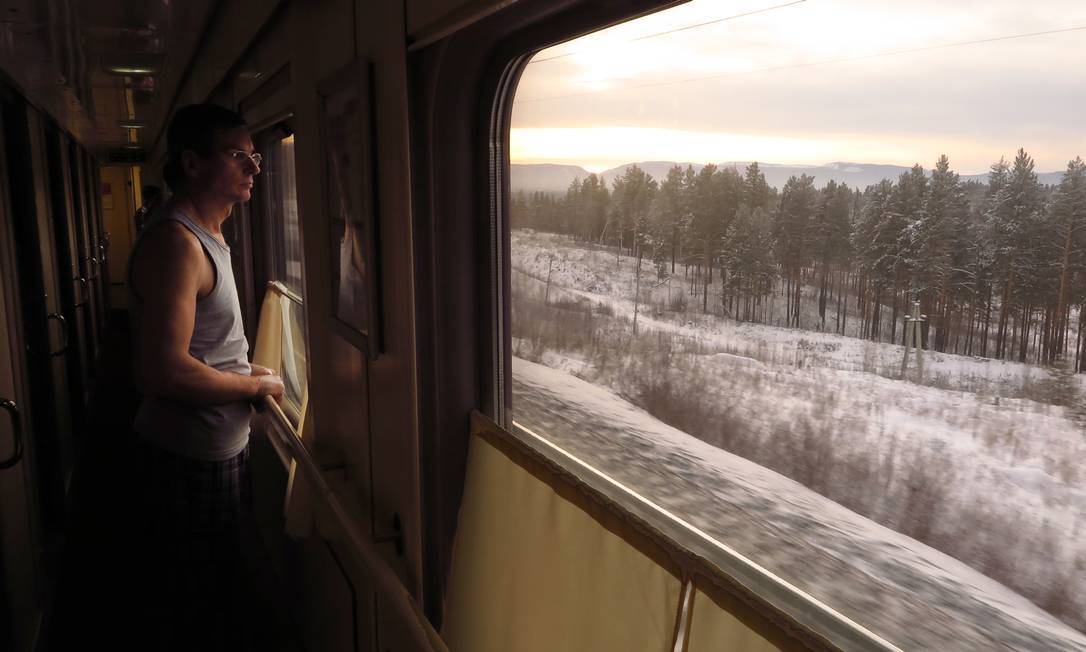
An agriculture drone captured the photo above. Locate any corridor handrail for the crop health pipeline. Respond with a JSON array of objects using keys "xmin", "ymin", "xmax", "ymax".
[{"xmin": 261, "ymin": 396, "xmax": 449, "ymax": 652}]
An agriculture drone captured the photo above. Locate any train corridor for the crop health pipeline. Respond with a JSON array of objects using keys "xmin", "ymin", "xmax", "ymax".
[{"xmin": 41, "ymin": 311, "xmax": 305, "ymax": 652}]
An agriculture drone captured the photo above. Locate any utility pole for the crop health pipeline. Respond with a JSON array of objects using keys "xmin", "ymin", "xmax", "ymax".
[
  {"xmin": 901, "ymin": 298, "xmax": 926, "ymax": 381},
  {"xmin": 544, "ymin": 253, "xmax": 554, "ymax": 304}
]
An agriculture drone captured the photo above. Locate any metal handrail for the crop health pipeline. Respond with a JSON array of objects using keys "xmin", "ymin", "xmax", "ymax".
[
  {"xmin": 260, "ymin": 396, "xmax": 449, "ymax": 652},
  {"xmin": 267, "ymin": 280, "xmax": 303, "ymax": 306},
  {"xmin": 259, "ymin": 409, "xmax": 293, "ymax": 472}
]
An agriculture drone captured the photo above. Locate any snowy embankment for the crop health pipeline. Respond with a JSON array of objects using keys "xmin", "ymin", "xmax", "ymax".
[
  {"xmin": 510, "ymin": 227, "xmax": 1086, "ymax": 642},
  {"xmin": 513, "ymin": 357, "xmax": 1086, "ymax": 651},
  {"xmin": 512, "ymin": 229, "xmax": 1085, "ymax": 536}
]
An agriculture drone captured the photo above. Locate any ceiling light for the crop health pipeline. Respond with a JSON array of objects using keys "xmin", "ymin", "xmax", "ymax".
[
  {"xmin": 107, "ymin": 65, "xmax": 156, "ymax": 75},
  {"xmin": 119, "ymin": 121, "xmax": 146, "ymax": 129}
]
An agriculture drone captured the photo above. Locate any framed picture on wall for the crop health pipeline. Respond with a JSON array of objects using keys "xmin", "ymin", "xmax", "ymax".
[{"xmin": 318, "ymin": 58, "xmax": 381, "ymax": 358}]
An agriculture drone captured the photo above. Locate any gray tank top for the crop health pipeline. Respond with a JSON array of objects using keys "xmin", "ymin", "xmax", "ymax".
[{"xmin": 129, "ymin": 208, "xmax": 252, "ymax": 461}]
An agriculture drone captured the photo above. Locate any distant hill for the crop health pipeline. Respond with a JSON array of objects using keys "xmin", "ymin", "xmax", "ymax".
[
  {"xmin": 509, "ymin": 164, "xmax": 590, "ymax": 194},
  {"xmin": 961, "ymin": 170, "xmax": 1064, "ymax": 186},
  {"xmin": 512, "ymin": 161, "xmax": 1066, "ymax": 194}
]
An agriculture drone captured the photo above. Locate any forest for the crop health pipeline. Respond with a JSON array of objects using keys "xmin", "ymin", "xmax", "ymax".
[{"xmin": 511, "ymin": 150, "xmax": 1086, "ymax": 372}]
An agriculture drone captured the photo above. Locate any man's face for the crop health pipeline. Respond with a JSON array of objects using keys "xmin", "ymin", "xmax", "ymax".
[{"xmin": 190, "ymin": 125, "xmax": 260, "ymax": 204}]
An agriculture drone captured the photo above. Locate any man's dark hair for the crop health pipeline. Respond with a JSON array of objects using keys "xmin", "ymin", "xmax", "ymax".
[{"xmin": 162, "ymin": 104, "xmax": 246, "ymax": 192}]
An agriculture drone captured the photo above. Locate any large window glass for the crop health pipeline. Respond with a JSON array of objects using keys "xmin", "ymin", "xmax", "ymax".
[
  {"xmin": 263, "ymin": 132, "xmax": 303, "ymax": 296},
  {"xmin": 256, "ymin": 127, "xmax": 307, "ymax": 422},
  {"xmin": 508, "ymin": 2, "xmax": 1086, "ymax": 649}
]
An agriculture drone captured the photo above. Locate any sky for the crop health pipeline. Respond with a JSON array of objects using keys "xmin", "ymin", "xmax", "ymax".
[{"xmin": 510, "ymin": 0, "xmax": 1086, "ymax": 175}]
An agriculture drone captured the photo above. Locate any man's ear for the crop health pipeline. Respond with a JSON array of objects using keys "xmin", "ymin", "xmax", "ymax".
[{"xmin": 181, "ymin": 149, "xmax": 201, "ymax": 183}]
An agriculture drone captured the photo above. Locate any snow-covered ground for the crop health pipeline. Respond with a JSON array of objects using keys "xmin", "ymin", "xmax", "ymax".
[
  {"xmin": 513, "ymin": 229, "xmax": 1082, "ymax": 398},
  {"xmin": 510, "ymin": 228, "xmax": 1086, "ymax": 646},
  {"xmin": 513, "ymin": 358, "xmax": 1086, "ymax": 651}
]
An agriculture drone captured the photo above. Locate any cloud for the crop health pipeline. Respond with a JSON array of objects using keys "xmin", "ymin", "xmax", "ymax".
[{"xmin": 511, "ymin": 0, "xmax": 1086, "ymax": 173}]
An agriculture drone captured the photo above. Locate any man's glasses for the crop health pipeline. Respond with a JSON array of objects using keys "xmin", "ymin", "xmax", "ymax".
[{"xmin": 227, "ymin": 150, "xmax": 262, "ymax": 167}]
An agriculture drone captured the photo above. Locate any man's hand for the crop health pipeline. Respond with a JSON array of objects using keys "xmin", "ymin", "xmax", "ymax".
[
  {"xmin": 251, "ymin": 364, "xmax": 278, "ymax": 377},
  {"xmin": 251, "ymin": 368, "xmax": 285, "ymax": 403}
]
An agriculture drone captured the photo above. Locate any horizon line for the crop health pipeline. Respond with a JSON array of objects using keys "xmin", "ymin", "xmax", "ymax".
[{"xmin": 511, "ymin": 159, "xmax": 1073, "ymax": 177}]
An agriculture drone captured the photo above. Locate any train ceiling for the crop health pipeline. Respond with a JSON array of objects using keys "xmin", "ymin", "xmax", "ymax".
[{"xmin": 0, "ymin": 0, "xmax": 214, "ymax": 160}]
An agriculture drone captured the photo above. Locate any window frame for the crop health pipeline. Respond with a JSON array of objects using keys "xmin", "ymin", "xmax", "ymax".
[
  {"xmin": 249, "ymin": 118, "xmax": 301, "ymax": 295},
  {"xmin": 412, "ymin": 1, "xmax": 913, "ymax": 647},
  {"xmin": 246, "ymin": 117, "xmax": 308, "ymax": 426}
]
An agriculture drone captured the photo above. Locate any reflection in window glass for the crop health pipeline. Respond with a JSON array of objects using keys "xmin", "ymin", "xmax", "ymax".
[
  {"xmin": 266, "ymin": 134, "xmax": 304, "ymax": 295},
  {"xmin": 509, "ymin": 1, "xmax": 1086, "ymax": 649},
  {"xmin": 281, "ymin": 295, "xmax": 307, "ymax": 415},
  {"xmin": 262, "ymin": 131, "xmax": 307, "ymax": 423}
]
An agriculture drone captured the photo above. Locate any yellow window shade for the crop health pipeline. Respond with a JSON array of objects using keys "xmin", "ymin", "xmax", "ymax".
[{"xmin": 443, "ymin": 431, "xmax": 683, "ymax": 652}]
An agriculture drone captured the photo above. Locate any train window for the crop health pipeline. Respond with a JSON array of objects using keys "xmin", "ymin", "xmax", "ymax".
[
  {"xmin": 253, "ymin": 125, "xmax": 307, "ymax": 421},
  {"xmin": 507, "ymin": 1, "xmax": 1086, "ymax": 649},
  {"xmin": 261, "ymin": 131, "xmax": 304, "ymax": 295}
]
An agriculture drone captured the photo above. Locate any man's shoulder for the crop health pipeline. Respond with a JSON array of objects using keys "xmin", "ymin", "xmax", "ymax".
[
  {"xmin": 132, "ymin": 218, "xmax": 206, "ymax": 277},
  {"xmin": 141, "ymin": 218, "xmax": 201, "ymax": 254}
]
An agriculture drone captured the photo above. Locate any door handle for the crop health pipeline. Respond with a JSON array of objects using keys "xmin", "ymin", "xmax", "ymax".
[
  {"xmin": 0, "ymin": 398, "xmax": 23, "ymax": 470},
  {"xmin": 73, "ymin": 275, "xmax": 88, "ymax": 308},
  {"xmin": 47, "ymin": 312, "xmax": 69, "ymax": 357}
]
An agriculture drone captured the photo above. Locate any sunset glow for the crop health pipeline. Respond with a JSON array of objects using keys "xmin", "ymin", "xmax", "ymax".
[{"xmin": 511, "ymin": 0, "xmax": 1086, "ymax": 173}]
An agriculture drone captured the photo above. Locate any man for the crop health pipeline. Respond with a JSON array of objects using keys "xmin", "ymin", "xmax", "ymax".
[{"xmin": 127, "ymin": 103, "xmax": 283, "ymax": 650}]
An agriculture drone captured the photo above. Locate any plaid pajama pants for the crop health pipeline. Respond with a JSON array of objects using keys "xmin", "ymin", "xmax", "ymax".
[{"xmin": 132, "ymin": 439, "xmax": 254, "ymax": 651}]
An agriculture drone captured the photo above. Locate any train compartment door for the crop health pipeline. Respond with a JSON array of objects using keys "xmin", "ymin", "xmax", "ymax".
[
  {"xmin": 66, "ymin": 142, "xmax": 102, "ymax": 373},
  {"xmin": 0, "ymin": 99, "xmax": 78, "ymax": 549},
  {"xmin": 44, "ymin": 130, "xmax": 92, "ymax": 423},
  {"xmin": 0, "ymin": 92, "xmax": 46, "ymax": 652}
]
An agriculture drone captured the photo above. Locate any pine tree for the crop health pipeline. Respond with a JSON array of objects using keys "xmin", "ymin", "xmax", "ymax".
[
  {"xmin": 986, "ymin": 150, "xmax": 1045, "ymax": 360},
  {"xmin": 722, "ymin": 205, "xmax": 775, "ymax": 321},
  {"xmin": 915, "ymin": 155, "xmax": 969, "ymax": 351},
  {"xmin": 655, "ymin": 165, "xmax": 688, "ymax": 273},
  {"xmin": 688, "ymin": 164, "xmax": 722, "ymax": 311},
  {"xmin": 810, "ymin": 180, "xmax": 853, "ymax": 330},
  {"xmin": 853, "ymin": 180, "xmax": 897, "ymax": 340},
  {"xmin": 774, "ymin": 174, "xmax": 818, "ymax": 328},
  {"xmin": 1049, "ymin": 157, "xmax": 1086, "ymax": 367},
  {"xmin": 891, "ymin": 165, "xmax": 928, "ymax": 344},
  {"xmin": 580, "ymin": 174, "xmax": 609, "ymax": 242},
  {"xmin": 744, "ymin": 162, "xmax": 774, "ymax": 211}
]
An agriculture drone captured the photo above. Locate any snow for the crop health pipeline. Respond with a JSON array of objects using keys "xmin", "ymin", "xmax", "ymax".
[
  {"xmin": 510, "ymin": 227, "xmax": 1086, "ymax": 650},
  {"xmin": 512, "ymin": 229, "xmax": 1076, "ymax": 397},
  {"xmin": 513, "ymin": 357, "xmax": 1086, "ymax": 651}
]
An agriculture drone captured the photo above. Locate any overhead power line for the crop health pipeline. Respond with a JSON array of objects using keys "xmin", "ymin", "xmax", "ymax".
[
  {"xmin": 528, "ymin": 0, "xmax": 808, "ymax": 65},
  {"xmin": 516, "ymin": 24, "xmax": 1086, "ymax": 104}
]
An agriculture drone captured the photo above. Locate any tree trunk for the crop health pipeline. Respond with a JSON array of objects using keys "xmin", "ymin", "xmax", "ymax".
[
  {"xmin": 633, "ymin": 250, "xmax": 643, "ymax": 335},
  {"xmin": 982, "ymin": 285, "xmax": 992, "ymax": 358},
  {"xmin": 890, "ymin": 277, "xmax": 900, "ymax": 345},
  {"xmin": 1018, "ymin": 303, "xmax": 1031, "ymax": 363},
  {"xmin": 1076, "ymin": 301, "xmax": 1085, "ymax": 373},
  {"xmin": 996, "ymin": 270, "xmax": 1014, "ymax": 359},
  {"xmin": 818, "ymin": 262, "xmax": 829, "ymax": 329}
]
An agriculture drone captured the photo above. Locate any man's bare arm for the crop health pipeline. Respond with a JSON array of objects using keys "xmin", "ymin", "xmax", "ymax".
[{"xmin": 132, "ymin": 222, "xmax": 281, "ymax": 404}]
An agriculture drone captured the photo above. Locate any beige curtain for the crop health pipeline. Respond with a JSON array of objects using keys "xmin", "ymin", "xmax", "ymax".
[
  {"xmin": 253, "ymin": 285, "xmax": 314, "ymax": 538},
  {"xmin": 443, "ymin": 431, "xmax": 683, "ymax": 652},
  {"xmin": 684, "ymin": 585, "xmax": 784, "ymax": 652}
]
